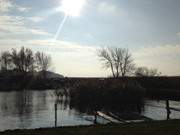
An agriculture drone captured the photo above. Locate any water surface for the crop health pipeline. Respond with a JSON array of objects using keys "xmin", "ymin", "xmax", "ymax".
[
  {"xmin": 0, "ymin": 90, "xmax": 180, "ymax": 131},
  {"xmin": 0, "ymin": 90, "xmax": 107, "ymax": 131}
]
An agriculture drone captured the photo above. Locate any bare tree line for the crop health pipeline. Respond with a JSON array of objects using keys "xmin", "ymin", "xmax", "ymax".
[
  {"xmin": 0, "ymin": 47, "xmax": 51, "ymax": 74},
  {"xmin": 135, "ymin": 67, "xmax": 161, "ymax": 77},
  {"xmin": 98, "ymin": 47, "xmax": 161, "ymax": 77},
  {"xmin": 0, "ymin": 46, "xmax": 160, "ymax": 78}
]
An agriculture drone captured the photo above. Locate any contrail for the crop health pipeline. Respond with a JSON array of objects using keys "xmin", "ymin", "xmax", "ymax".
[
  {"xmin": 48, "ymin": 14, "xmax": 68, "ymax": 52},
  {"xmin": 53, "ymin": 14, "xmax": 68, "ymax": 41}
]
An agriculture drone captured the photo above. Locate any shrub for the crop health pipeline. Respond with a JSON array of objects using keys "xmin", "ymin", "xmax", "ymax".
[{"xmin": 69, "ymin": 79, "xmax": 145, "ymax": 114}]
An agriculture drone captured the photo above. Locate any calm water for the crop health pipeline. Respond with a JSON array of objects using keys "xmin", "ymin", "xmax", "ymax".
[
  {"xmin": 143, "ymin": 100, "xmax": 180, "ymax": 120},
  {"xmin": 0, "ymin": 90, "xmax": 108, "ymax": 131},
  {"xmin": 0, "ymin": 90, "xmax": 180, "ymax": 131}
]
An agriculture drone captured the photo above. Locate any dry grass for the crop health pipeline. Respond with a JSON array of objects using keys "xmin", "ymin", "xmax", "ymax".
[{"xmin": 1, "ymin": 120, "xmax": 180, "ymax": 135}]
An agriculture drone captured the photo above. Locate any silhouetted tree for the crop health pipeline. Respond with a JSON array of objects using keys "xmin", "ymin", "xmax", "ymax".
[
  {"xmin": 0, "ymin": 51, "xmax": 12, "ymax": 71},
  {"xmin": 0, "ymin": 47, "xmax": 52, "ymax": 75},
  {"xmin": 135, "ymin": 67, "xmax": 161, "ymax": 77},
  {"xmin": 35, "ymin": 51, "xmax": 51, "ymax": 78},
  {"xmin": 98, "ymin": 47, "xmax": 135, "ymax": 77},
  {"xmin": 11, "ymin": 47, "xmax": 35, "ymax": 73}
]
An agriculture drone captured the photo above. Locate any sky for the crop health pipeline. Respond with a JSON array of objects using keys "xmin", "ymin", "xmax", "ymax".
[{"xmin": 0, "ymin": 0, "xmax": 180, "ymax": 77}]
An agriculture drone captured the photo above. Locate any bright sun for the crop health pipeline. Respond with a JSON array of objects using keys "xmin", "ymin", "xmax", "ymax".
[{"xmin": 59, "ymin": 0, "xmax": 86, "ymax": 17}]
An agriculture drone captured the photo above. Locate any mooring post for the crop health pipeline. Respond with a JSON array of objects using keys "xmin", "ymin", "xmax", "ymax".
[
  {"xmin": 166, "ymin": 99, "xmax": 171, "ymax": 120},
  {"xmin": 55, "ymin": 103, "xmax": 57, "ymax": 127},
  {"xmin": 94, "ymin": 111, "xmax": 97, "ymax": 124}
]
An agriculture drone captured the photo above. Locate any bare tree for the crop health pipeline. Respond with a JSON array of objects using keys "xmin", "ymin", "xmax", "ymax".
[
  {"xmin": 24, "ymin": 48, "xmax": 35, "ymax": 72},
  {"xmin": 35, "ymin": 51, "xmax": 52, "ymax": 78},
  {"xmin": 98, "ymin": 47, "xmax": 135, "ymax": 77},
  {"xmin": 11, "ymin": 47, "xmax": 35, "ymax": 73},
  {"xmin": 0, "ymin": 51, "xmax": 12, "ymax": 71},
  {"xmin": 0, "ymin": 47, "xmax": 53, "ymax": 79},
  {"xmin": 135, "ymin": 67, "xmax": 161, "ymax": 77},
  {"xmin": 35, "ymin": 51, "xmax": 51, "ymax": 71}
]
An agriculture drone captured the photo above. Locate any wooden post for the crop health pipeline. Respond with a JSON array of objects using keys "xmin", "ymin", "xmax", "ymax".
[
  {"xmin": 55, "ymin": 103, "xmax": 57, "ymax": 127},
  {"xmin": 94, "ymin": 111, "xmax": 97, "ymax": 124},
  {"xmin": 166, "ymin": 100, "xmax": 171, "ymax": 120}
]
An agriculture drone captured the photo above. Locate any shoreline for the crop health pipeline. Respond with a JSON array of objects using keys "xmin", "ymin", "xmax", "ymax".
[{"xmin": 0, "ymin": 120, "xmax": 180, "ymax": 135}]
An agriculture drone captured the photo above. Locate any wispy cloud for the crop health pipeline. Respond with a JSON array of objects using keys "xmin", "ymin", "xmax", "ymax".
[
  {"xmin": 16, "ymin": 6, "xmax": 30, "ymax": 12},
  {"xmin": 26, "ymin": 39, "xmax": 97, "ymax": 53},
  {"xmin": 0, "ymin": 0, "xmax": 48, "ymax": 37},
  {"xmin": 0, "ymin": 0, "xmax": 13, "ymax": 13},
  {"xmin": 0, "ymin": 15, "xmax": 50, "ymax": 36},
  {"xmin": 0, "ymin": 0, "xmax": 30, "ymax": 13},
  {"xmin": 98, "ymin": 1, "xmax": 117, "ymax": 14},
  {"xmin": 0, "ymin": 38, "xmax": 96, "ymax": 53},
  {"xmin": 28, "ymin": 16, "xmax": 44, "ymax": 23},
  {"xmin": 97, "ymin": 1, "xmax": 125, "ymax": 17}
]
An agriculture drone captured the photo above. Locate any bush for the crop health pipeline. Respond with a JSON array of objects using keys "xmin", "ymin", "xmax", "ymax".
[{"xmin": 69, "ymin": 79, "xmax": 145, "ymax": 114}]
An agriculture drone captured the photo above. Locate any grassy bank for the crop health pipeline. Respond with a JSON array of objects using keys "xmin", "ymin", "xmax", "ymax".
[{"xmin": 1, "ymin": 120, "xmax": 180, "ymax": 135}]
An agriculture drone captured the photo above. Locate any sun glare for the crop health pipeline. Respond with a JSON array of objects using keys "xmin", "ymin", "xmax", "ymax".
[{"xmin": 59, "ymin": 0, "xmax": 86, "ymax": 17}]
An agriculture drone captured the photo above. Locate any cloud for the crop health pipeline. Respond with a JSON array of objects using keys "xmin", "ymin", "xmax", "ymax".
[
  {"xmin": 0, "ymin": 38, "xmax": 96, "ymax": 53},
  {"xmin": 0, "ymin": 0, "xmax": 13, "ymax": 13},
  {"xmin": 26, "ymin": 39, "xmax": 97, "ymax": 53},
  {"xmin": 16, "ymin": 6, "xmax": 30, "ymax": 12},
  {"xmin": 28, "ymin": 29, "xmax": 50, "ymax": 36},
  {"xmin": 28, "ymin": 16, "xmax": 44, "ymax": 23},
  {"xmin": 0, "ymin": 1, "xmax": 50, "ymax": 47},
  {"xmin": 0, "ymin": 0, "xmax": 30, "ymax": 13},
  {"xmin": 97, "ymin": 1, "xmax": 125, "ymax": 17},
  {"xmin": 0, "ymin": 1, "xmax": 42, "ymax": 36},
  {"xmin": 98, "ymin": 1, "xmax": 117, "ymax": 14},
  {"xmin": 0, "ymin": 15, "xmax": 50, "ymax": 36}
]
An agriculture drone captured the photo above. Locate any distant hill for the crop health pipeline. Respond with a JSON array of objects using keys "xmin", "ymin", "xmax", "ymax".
[
  {"xmin": 0, "ymin": 70, "xmax": 64, "ymax": 79},
  {"xmin": 37, "ymin": 71, "xmax": 64, "ymax": 79}
]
